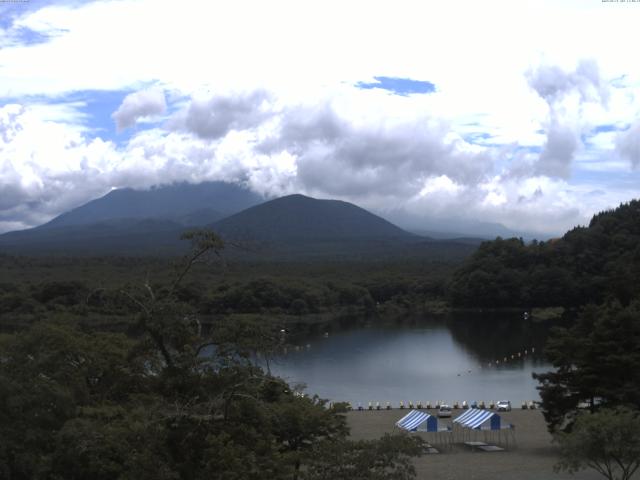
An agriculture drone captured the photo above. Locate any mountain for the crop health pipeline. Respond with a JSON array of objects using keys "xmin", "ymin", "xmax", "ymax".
[
  {"xmin": 212, "ymin": 194, "xmax": 414, "ymax": 242},
  {"xmin": 39, "ymin": 181, "xmax": 263, "ymax": 229},
  {"xmin": 207, "ymin": 194, "xmax": 476, "ymax": 260},
  {"xmin": 0, "ymin": 181, "xmax": 263, "ymax": 255},
  {"xmin": 0, "ymin": 218, "xmax": 187, "ymax": 255},
  {"xmin": 0, "ymin": 189, "xmax": 476, "ymax": 260}
]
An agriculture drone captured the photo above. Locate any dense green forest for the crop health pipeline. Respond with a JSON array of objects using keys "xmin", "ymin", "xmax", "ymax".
[
  {"xmin": 443, "ymin": 200, "xmax": 640, "ymax": 451},
  {"xmin": 0, "ymin": 231, "xmax": 425, "ymax": 480},
  {"xmin": 449, "ymin": 199, "xmax": 640, "ymax": 309},
  {"xmin": 2, "ymin": 200, "xmax": 640, "ymax": 478},
  {"xmin": 0, "ymin": 226, "xmax": 479, "ymax": 479},
  {"xmin": 0, "ymin": 253, "xmax": 455, "ymax": 334}
]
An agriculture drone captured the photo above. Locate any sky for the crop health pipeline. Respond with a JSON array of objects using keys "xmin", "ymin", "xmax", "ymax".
[{"xmin": 1, "ymin": 0, "xmax": 639, "ymax": 236}]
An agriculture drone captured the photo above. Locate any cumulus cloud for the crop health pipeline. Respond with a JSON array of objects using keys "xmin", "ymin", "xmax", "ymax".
[
  {"xmin": 527, "ymin": 59, "xmax": 608, "ymax": 106},
  {"xmin": 526, "ymin": 60, "xmax": 608, "ymax": 179},
  {"xmin": 111, "ymin": 88, "xmax": 166, "ymax": 131},
  {"xmin": 175, "ymin": 90, "xmax": 272, "ymax": 140},
  {"xmin": 0, "ymin": 73, "xmax": 637, "ymax": 238},
  {"xmin": 616, "ymin": 120, "xmax": 640, "ymax": 169},
  {"xmin": 0, "ymin": 101, "xmax": 294, "ymax": 232},
  {"xmin": 259, "ymin": 101, "xmax": 493, "ymax": 199},
  {"xmin": 535, "ymin": 122, "xmax": 578, "ymax": 178},
  {"xmin": 0, "ymin": 103, "xmax": 119, "ymax": 230}
]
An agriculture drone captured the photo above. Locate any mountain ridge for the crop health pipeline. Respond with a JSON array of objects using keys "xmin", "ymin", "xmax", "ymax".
[
  {"xmin": 0, "ymin": 185, "xmax": 476, "ymax": 260},
  {"xmin": 39, "ymin": 181, "xmax": 263, "ymax": 229},
  {"xmin": 211, "ymin": 194, "xmax": 416, "ymax": 243}
]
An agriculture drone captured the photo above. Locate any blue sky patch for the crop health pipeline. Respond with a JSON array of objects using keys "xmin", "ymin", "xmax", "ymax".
[
  {"xmin": 66, "ymin": 90, "xmax": 133, "ymax": 142},
  {"xmin": 0, "ymin": 0, "xmax": 89, "ymax": 45},
  {"xmin": 593, "ymin": 124, "xmax": 619, "ymax": 134},
  {"xmin": 3, "ymin": 26, "xmax": 55, "ymax": 47},
  {"xmin": 1, "ymin": 88, "xmax": 168, "ymax": 145},
  {"xmin": 581, "ymin": 124, "xmax": 623, "ymax": 147},
  {"xmin": 516, "ymin": 145, "xmax": 542, "ymax": 154},
  {"xmin": 463, "ymin": 132, "xmax": 493, "ymax": 145},
  {"xmin": 356, "ymin": 76, "xmax": 436, "ymax": 96}
]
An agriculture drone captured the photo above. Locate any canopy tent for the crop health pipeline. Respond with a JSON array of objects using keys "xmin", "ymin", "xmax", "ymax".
[
  {"xmin": 452, "ymin": 409, "xmax": 515, "ymax": 448},
  {"xmin": 453, "ymin": 409, "xmax": 500, "ymax": 430},
  {"xmin": 395, "ymin": 409, "xmax": 452, "ymax": 450},
  {"xmin": 396, "ymin": 410, "xmax": 437, "ymax": 432}
]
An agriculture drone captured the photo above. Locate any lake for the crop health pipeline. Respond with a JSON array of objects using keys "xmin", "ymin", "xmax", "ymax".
[{"xmin": 269, "ymin": 315, "xmax": 555, "ymax": 406}]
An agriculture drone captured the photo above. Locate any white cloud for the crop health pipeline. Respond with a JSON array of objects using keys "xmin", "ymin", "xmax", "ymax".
[
  {"xmin": 0, "ymin": 0, "xmax": 640, "ymax": 236},
  {"xmin": 112, "ymin": 88, "xmax": 166, "ymax": 131}
]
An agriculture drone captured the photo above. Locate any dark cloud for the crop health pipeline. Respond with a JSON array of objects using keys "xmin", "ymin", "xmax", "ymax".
[
  {"xmin": 526, "ymin": 60, "xmax": 606, "ymax": 179},
  {"xmin": 616, "ymin": 120, "xmax": 640, "ymax": 169},
  {"xmin": 527, "ymin": 59, "xmax": 608, "ymax": 106},
  {"xmin": 535, "ymin": 122, "xmax": 577, "ymax": 179},
  {"xmin": 259, "ymin": 103, "xmax": 492, "ymax": 198},
  {"xmin": 178, "ymin": 90, "xmax": 272, "ymax": 140},
  {"xmin": 517, "ymin": 186, "xmax": 543, "ymax": 204}
]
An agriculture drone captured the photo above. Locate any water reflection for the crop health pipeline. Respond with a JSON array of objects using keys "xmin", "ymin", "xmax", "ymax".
[{"xmin": 270, "ymin": 316, "xmax": 554, "ymax": 405}]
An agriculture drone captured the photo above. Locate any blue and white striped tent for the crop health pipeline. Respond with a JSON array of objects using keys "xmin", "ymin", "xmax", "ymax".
[
  {"xmin": 453, "ymin": 409, "xmax": 501, "ymax": 430},
  {"xmin": 396, "ymin": 410, "xmax": 437, "ymax": 432}
]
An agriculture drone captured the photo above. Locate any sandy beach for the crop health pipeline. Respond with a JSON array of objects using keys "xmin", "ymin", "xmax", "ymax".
[{"xmin": 346, "ymin": 409, "xmax": 617, "ymax": 480}]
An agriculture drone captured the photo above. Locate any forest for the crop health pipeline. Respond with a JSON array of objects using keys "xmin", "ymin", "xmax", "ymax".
[
  {"xmin": 449, "ymin": 199, "xmax": 640, "ymax": 309},
  {"xmin": 0, "ymin": 231, "xmax": 427, "ymax": 480},
  {"xmin": 0, "ymin": 252, "xmax": 454, "ymax": 335},
  {"xmin": 2, "ymin": 201, "xmax": 640, "ymax": 479}
]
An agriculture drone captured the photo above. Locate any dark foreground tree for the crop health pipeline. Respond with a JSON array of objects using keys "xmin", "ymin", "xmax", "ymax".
[
  {"xmin": 534, "ymin": 300, "xmax": 640, "ymax": 432},
  {"xmin": 555, "ymin": 407, "xmax": 640, "ymax": 480},
  {"xmin": 303, "ymin": 433, "xmax": 423, "ymax": 480},
  {"xmin": 0, "ymin": 230, "xmax": 422, "ymax": 480}
]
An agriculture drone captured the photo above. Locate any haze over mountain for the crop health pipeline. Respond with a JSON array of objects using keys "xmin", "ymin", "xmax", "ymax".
[
  {"xmin": 39, "ymin": 181, "xmax": 263, "ymax": 229},
  {"xmin": 0, "ymin": 184, "xmax": 475, "ymax": 260}
]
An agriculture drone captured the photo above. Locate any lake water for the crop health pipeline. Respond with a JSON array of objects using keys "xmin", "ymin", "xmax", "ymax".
[{"xmin": 269, "ymin": 316, "xmax": 554, "ymax": 406}]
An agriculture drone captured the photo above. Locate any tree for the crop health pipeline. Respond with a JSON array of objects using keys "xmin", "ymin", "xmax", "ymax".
[
  {"xmin": 0, "ymin": 323, "xmax": 144, "ymax": 479},
  {"xmin": 303, "ymin": 433, "xmax": 423, "ymax": 480},
  {"xmin": 555, "ymin": 407, "xmax": 640, "ymax": 480},
  {"xmin": 534, "ymin": 300, "xmax": 640, "ymax": 432},
  {"xmin": 270, "ymin": 395, "xmax": 348, "ymax": 479},
  {"xmin": 0, "ymin": 229, "xmax": 426, "ymax": 480}
]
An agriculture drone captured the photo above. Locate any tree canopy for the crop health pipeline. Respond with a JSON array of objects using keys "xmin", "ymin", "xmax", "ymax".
[
  {"xmin": 0, "ymin": 229, "xmax": 423, "ymax": 480},
  {"xmin": 449, "ymin": 199, "xmax": 640, "ymax": 308},
  {"xmin": 555, "ymin": 407, "xmax": 640, "ymax": 480},
  {"xmin": 534, "ymin": 300, "xmax": 640, "ymax": 432}
]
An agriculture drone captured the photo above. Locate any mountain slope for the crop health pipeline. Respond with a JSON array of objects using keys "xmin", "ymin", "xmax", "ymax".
[
  {"xmin": 0, "ymin": 218, "xmax": 187, "ymax": 255},
  {"xmin": 0, "ymin": 191, "xmax": 476, "ymax": 261},
  {"xmin": 211, "ymin": 194, "xmax": 415, "ymax": 243},
  {"xmin": 205, "ymin": 194, "xmax": 474, "ymax": 261},
  {"xmin": 40, "ymin": 181, "xmax": 263, "ymax": 229}
]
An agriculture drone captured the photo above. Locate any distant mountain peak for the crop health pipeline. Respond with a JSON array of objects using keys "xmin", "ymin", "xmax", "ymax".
[
  {"xmin": 211, "ymin": 193, "xmax": 415, "ymax": 243},
  {"xmin": 38, "ymin": 181, "xmax": 263, "ymax": 230},
  {"xmin": 0, "ymin": 189, "xmax": 480, "ymax": 260}
]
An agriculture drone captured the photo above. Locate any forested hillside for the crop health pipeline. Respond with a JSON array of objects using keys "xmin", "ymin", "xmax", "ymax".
[{"xmin": 448, "ymin": 199, "xmax": 640, "ymax": 308}]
